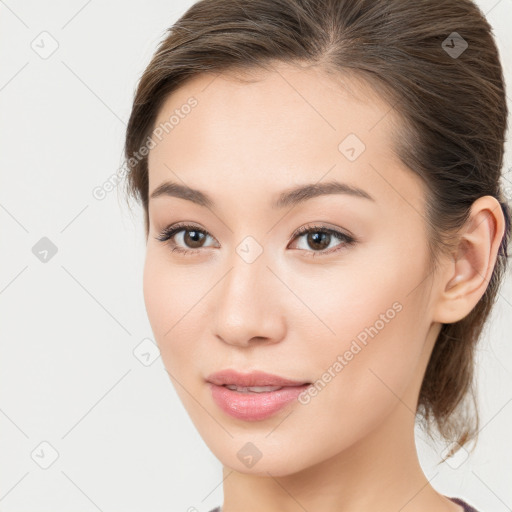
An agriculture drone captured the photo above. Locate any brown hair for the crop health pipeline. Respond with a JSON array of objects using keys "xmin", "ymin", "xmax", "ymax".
[{"xmin": 123, "ymin": 0, "xmax": 511, "ymax": 456}]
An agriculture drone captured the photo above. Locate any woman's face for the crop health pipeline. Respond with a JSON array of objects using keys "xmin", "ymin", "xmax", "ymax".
[{"xmin": 144, "ymin": 62, "xmax": 444, "ymax": 476}]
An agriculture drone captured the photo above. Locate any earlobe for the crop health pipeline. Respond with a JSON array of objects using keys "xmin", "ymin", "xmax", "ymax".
[{"xmin": 432, "ymin": 196, "xmax": 504, "ymax": 324}]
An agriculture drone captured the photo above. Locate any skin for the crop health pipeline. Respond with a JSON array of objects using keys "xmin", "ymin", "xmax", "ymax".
[{"xmin": 143, "ymin": 61, "xmax": 505, "ymax": 512}]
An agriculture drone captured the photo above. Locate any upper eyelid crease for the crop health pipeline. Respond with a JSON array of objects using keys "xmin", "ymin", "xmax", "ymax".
[
  {"xmin": 156, "ymin": 223, "xmax": 349, "ymax": 239},
  {"xmin": 149, "ymin": 180, "xmax": 375, "ymax": 210},
  {"xmin": 156, "ymin": 223, "xmax": 355, "ymax": 256}
]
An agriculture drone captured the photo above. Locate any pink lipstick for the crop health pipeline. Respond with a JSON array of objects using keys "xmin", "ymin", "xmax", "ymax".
[{"xmin": 206, "ymin": 369, "xmax": 311, "ymax": 421}]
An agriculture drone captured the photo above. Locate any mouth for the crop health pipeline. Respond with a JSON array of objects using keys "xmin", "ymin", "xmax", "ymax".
[{"xmin": 206, "ymin": 369, "xmax": 312, "ymax": 421}]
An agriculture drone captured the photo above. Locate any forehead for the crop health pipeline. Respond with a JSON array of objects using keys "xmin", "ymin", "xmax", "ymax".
[
  {"xmin": 149, "ymin": 63, "xmax": 396, "ymax": 156},
  {"xmin": 147, "ymin": 62, "xmax": 420, "ymax": 211}
]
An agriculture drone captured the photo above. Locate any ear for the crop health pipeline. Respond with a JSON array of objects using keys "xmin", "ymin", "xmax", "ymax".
[{"xmin": 432, "ymin": 196, "xmax": 505, "ymax": 324}]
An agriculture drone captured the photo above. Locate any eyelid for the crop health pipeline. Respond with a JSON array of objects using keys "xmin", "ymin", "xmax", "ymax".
[
  {"xmin": 288, "ymin": 223, "xmax": 356, "ymax": 256},
  {"xmin": 155, "ymin": 222, "xmax": 213, "ymax": 243},
  {"xmin": 155, "ymin": 221, "xmax": 356, "ymax": 256},
  {"xmin": 154, "ymin": 222, "xmax": 219, "ymax": 254}
]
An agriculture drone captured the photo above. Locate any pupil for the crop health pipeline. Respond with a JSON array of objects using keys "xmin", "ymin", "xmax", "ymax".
[
  {"xmin": 185, "ymin": 230, "xmax": 204, "ymax": 248},
  {"xmin": 308, "ymin": 232, "xmax": 329, "ymax": 250}
]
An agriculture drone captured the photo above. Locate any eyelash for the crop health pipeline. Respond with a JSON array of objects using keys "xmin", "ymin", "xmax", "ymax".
[{"xmin": 154, "ymin": 222, "xmax": 356, "ymax": 258}]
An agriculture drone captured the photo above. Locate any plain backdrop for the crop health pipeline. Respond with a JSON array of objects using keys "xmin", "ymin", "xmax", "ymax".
[{"xmin": 0, "ymin": 1, "xmax": 511, "ymax": 511}]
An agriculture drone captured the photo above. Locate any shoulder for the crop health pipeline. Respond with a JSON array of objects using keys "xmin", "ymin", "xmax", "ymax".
[{"xmin": 449, "ymin": 496, "xmax": 480, "ymax": 512}]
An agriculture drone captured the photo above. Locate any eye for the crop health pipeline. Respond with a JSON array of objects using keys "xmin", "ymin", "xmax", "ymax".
[
  {"xmin": 154, "ymin": 222, "xmax": 357, "ymax": 257},
  {"xmin": 154, "ymin": 222, "xmax": 218, "ymax": 255},
  {"xmin": 288, "ymin": 224, "xmax": 356, "ymax": 257}
]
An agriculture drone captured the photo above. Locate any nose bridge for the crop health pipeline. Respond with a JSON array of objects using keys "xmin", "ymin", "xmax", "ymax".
[{"xmin": 213, "ymin": 239, "xmax": 285, "ymax": 346}]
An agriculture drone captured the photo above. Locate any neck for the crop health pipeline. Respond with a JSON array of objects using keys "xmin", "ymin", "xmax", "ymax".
[{"xmin": 220, "ymin": 403, "xmax": 459, "ymax": 512}]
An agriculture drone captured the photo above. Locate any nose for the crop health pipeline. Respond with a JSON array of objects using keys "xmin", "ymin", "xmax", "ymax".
[{"xmin": 213, "ymin": 249, "xmax": 287, "ymax": 348}]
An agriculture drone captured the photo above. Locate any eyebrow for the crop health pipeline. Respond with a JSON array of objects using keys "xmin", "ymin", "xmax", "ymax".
[{"xmin": 149, "ymin": 180, "xmax": 375, "ymax": 209}]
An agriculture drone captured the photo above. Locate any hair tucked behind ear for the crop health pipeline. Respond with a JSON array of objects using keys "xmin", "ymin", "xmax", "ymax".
[{"xmin": 123, "ymin": 0, "xmax": 511, "ymax": 456}]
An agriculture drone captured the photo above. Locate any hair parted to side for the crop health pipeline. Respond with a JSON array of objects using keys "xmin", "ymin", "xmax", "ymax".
[{"xmin": 123, "ymin": 0, "xmax": 511, "ymax": 456}]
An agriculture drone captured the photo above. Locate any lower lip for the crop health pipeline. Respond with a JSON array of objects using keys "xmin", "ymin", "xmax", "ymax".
[{"xmin": 208, "ymin": 383, "xmax": 310, "ymax": 421}]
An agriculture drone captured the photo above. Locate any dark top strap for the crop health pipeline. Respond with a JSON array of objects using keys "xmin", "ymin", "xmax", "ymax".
[
  {"xmin": 208, "ymin": 496, "xmax": 480, "ymax": 512},
  {"xmin": 449, "ymin": 496, "xmax": 480, "ymax": 511}
]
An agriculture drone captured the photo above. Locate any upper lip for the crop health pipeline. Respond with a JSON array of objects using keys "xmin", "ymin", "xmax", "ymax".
[{"xmin": 206, "ymin": 369, "xmax": 309, "ymax": 387}]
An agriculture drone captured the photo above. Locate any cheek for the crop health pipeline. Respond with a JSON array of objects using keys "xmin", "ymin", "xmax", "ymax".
[
  {"xmin": 142, "ymin": 249, "xmax": 169, "ymax": 338},
  {"xmin": 285, "ymin": 261, "xmax": 407, "ymax": 353},
  {"xmin": 142, "ymin": 248, "xmax": 212, "ymax": 369},
  {"xmin": 142, "ymin": 250, "xmax": 187, "ymax": 358},
  {"xmin": 289, "ymin": 294, "xmax": 428, "ymax": 457},
  {"xmin": 332, "ymin": 305, "xmax": 421, "ymax": 397},
  {"xmin": 294, "ymin": 242, "xmax": 431, "ymax": 398}
]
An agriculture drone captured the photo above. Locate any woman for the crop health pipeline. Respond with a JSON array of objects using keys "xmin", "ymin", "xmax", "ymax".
[{"xmin": 122, "ymin": 0, "xmax": 510, "ymax": 510}]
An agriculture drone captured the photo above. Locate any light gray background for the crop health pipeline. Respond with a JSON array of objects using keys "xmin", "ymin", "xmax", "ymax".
[{"xmin": 0, "ymin": 1, "xmax": 511, "ymax": 511}]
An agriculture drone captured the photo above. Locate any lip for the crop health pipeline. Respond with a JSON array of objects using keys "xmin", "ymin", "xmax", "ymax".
[
  {"xmin": 206, "ymin": 369, "xmax": 309, "ymax": 387},
  {"xmin": 206, "ymin": 369, "xmax": 311, "ymax": 421}
]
